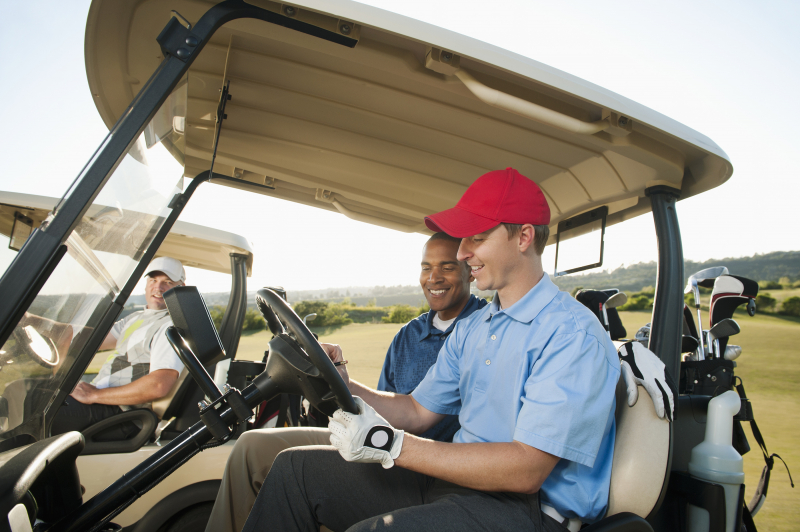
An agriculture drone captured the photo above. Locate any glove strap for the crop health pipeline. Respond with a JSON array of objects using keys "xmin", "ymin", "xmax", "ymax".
[{"xmin": 364, "ymin": 425, "xmax": 394, "ymax": 451}]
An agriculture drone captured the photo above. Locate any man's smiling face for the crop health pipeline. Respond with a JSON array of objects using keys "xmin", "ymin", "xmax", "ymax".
[
  {"xmin": 457, "ymin": 225, "xmax": 519, "ymax": 293},
  {"xmin": 145, "ymin": 272, "xmax": 183, "ymax": 310},
  {"xmin": 420, "ymin": 238, "xmax": 473, "ymax": 321}
]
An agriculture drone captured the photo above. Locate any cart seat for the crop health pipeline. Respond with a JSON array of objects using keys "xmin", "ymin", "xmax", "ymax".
[{"xmin": 583, "ymin": 372, "xmax": 671, "ymax": 531}]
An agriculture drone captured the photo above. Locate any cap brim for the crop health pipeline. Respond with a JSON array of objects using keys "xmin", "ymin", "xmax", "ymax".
[
  {"xmin": 146, "ymin": 269, "xmax": 183, "ymax": 283},
  {"xmin": 424, "ymin": 207, "xmax": 500, "ymax": 238}
]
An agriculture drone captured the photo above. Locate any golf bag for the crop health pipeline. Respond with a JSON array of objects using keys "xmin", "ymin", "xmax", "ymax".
[
  {"xmin": 574, "ymin": 289, "xmax": 627, "ymax": 340},
  {"xmin": 709, "ymin": 275, "xmax": 758, "ymax": 354}
]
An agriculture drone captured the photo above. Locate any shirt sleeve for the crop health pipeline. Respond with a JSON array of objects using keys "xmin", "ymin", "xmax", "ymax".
[
  {"xmin": 109, "ymin": 316, "xmax": 128, "ymax": 341},
  {"xmin": 513, "ymin": 331, "xmax": 618, "ymax": 468},
  {"xmin": 377, "ymin": 336, "xmax": 398, "ymax": 393},
  {"xmin": 410, "ymin": 326, "xmax": 463, "ymax": 416},
  {"xmin": 148, "ymin": 323, "xmax": 185, "ymax": 374}
]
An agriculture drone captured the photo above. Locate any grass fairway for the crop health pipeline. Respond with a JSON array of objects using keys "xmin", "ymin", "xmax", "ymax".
[{"xmin": 619, "ymin": 310, "xmax": 799, "ymax": 531}]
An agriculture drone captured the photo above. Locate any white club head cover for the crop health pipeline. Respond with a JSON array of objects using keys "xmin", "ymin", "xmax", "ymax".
[
  {"xmin": 329, "ymin": 396, "xmax": 404, "ymax": 469},
  {"xmin": 618, "ymin": 341, "xmax": 675, "ymax": 422}
]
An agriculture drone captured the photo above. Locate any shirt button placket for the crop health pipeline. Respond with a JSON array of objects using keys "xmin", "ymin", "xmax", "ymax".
[{"xmin": 486, "ymin": 328, "xmax": 497, "ymax": 366}]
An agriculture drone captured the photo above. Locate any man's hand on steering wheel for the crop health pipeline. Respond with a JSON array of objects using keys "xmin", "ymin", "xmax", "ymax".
[{"xmin": 329, "ymin": 396, "xmax": 404, "ymax": 469}]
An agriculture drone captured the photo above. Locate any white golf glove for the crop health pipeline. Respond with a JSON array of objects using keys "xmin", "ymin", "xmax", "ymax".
[
  {"xmin": 329, "ymin": 396, "xmax": 404, "ymax": 469},
  {"xmin": 618, "ymin": 341, "xmax": 675, "ymax": 422}
]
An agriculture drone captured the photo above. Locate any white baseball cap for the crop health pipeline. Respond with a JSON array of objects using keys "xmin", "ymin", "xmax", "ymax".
[{"xmin": 145, "ymin": 256, "xmax": 186, "ymax": 283}]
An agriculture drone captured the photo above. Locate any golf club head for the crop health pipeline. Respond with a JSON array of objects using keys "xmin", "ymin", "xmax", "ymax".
[
  {"xmin": 708, "ymin": 318, "xmax": 740, "ymax": 343},
  {"xmin": 691, "ymin": 266, "xmax": 730, "ymax": 289},
  {"xmin": 303, "ymin": 313, "xmax": 318, "ymax": 325},
  {"xmin": 603, "ymin": 292, "xmax": 628, "ymax": 310},
  {"xmin": 684, "ymin": 278, "xmax": 697, "ymax": 295},
  {"xmin": 724, "ymin": 344, "xmax": 742, "ymax": 361},
  {"xmin": 681, "ymin": 335, "xmax": 699, "ymax": 353}
]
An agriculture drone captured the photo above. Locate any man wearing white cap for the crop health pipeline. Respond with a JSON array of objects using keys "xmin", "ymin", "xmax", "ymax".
[{"xmin": 51, "ymin": 257, "xmax": 187, "ymax": 436}]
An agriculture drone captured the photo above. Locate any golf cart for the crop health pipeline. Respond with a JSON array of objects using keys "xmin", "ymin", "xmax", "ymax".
[
  {"xmin": 0, "ymin": 0, "xmax": 761, "ymax": 530},
  {"xmin": 0, "ymin": 191, "xmax": 257, "ymax": 530}
]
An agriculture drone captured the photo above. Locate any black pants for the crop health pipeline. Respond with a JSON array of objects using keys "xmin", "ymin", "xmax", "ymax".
[
  {"xmin": 50, "ymin": 396, "xmax": 136, "ymax": 440},
  {"xmin": 242, "ymin": 446, "xmax": 567, "ymax": 532}
]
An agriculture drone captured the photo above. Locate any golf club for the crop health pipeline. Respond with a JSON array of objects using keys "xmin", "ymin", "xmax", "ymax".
[
  {"xmin": 681, "ymin": 335, "xmax": 699, "ymax": 354},
  {"xmin": 601, "ymin": 292, "xmax": 627, "ymax": 337},
  {"xmin": 684, "ymin": 266, "xmax": 729, "ymax": 359},
  {"xmin": 303, "ymin": 313, "xmax": 318, "ymax": 326},
  {"xmin": 707, "ymin": 318, "xmax": 740, "ymax": 358},
  {"xmin": 724, "ymin": 345, "xmax": 742, "ymax": 361}
]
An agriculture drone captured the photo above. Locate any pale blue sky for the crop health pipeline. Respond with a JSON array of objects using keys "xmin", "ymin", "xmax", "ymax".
[{"xmin": 1, "ymin": 1, "xmax": 798, "ymax": 293}]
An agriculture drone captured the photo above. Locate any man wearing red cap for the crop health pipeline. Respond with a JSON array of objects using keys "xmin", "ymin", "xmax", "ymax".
[{"xmin": 242, "ymin": 169, "xmax": 619, "ymax": 532}]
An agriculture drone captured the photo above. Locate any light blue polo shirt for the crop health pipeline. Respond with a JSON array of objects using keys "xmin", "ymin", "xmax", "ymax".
[{"xmin": 411, "ymin": 273, "xmax": 619, "ymax": 523}]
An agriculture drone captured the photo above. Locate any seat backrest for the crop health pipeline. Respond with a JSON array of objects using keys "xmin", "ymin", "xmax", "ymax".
[{"xmin": 606, "ymin": 376, "xmax": 671, "ymax": 517}]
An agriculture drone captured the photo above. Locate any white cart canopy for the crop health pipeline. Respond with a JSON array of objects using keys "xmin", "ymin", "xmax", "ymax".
[{"xmin": 86, "ymin": 0, "xmax": 732, "ymax": 238}]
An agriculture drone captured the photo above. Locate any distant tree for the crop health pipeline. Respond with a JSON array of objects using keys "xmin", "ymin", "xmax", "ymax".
[
  {"xmin": 755, "ymin": 293, "xmax": 776, "ymax": 312},
  {"xmin": 779, "ymin": 297, "xmax": 800, "ymax": 317},
  {"xmin": 293, "ymin": 300, "xmax": 352, "ymax": 326},
  {"xmin": 779, "ymin": 277, "xmax": 792, "ymax": 287},
  {"xmin": 209, "ymin": 305, "xmax": 226, "ymax": 330},
  {"xmin": 759, "ymin": 280, "xmax": 782, "ymax": 290},
  {"xmin": 793, "ymin": 280, "xmax": 800, "ymax": 289},
  {"xmin": 419, "ymin": 301, "xmax": 431, "ymax": 315},
  {"xmin": 619, "ymin": 295, "xmax": 653, "ymax": 312},
  {"xmin": 208, "ymin": 305, "xmax": 264, "ymax": 331},
  {"xmin": 241, "ymin": 309, "xmax": 266, "ymax": 331},
  {"xmin": 294, "ymin": 301, "xmax": 329, "ymax": 319},
  {"xmin": 366, "ymin": 298, "xmax": 377, "ymax": 307},
  {"xmin": 320, "ymin": 303, "xmax": 353, "ymax": 326},
  {"xmin": 639, "ymin": 286, "xmax": 656, "ymax": 297},
  {"xmin": 382, "ymin": 305, "xmax": 418, "ymax": 324}
]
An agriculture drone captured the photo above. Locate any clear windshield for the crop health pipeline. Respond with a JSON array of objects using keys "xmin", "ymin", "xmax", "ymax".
[{"xmin": 0, "ymin": 81, "xmax": 187, "ymax": 442}]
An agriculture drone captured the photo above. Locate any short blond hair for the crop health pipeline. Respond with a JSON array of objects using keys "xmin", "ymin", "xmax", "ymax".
[{"xmin": 502, "ymin": 223, "xmax": 549, "ymax": 255}]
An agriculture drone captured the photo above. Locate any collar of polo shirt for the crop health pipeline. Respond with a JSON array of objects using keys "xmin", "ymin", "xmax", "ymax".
[{"xmin": 487, "ymin": 273, "xmax": 559, "ymax": 324}]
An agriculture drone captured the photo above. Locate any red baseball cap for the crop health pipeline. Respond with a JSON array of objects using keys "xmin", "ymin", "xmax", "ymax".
[{"xmin": 425, "ymin": 168, "xmax": 550, "ymax": 238}]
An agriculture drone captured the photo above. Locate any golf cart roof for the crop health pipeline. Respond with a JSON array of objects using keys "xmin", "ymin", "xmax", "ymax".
[
  {"xmin": 0, "ymin": 191, "xmax": 254, "ymax": 275},
  {"xmin": 85, "ymin": 0, "xmax": 732, "ymax": 236}
]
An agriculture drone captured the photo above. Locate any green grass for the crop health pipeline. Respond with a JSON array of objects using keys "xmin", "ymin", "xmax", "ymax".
[
  {"xmin": 619, "ymin": 310, "xmax": 799, "ymax": 532},
  {"xmin": 761, "ymin": 287, "xmax": 800, "ymax": 307}
]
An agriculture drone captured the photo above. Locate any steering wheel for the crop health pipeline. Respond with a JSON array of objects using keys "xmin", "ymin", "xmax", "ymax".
[
  {"xmin": 11, "ymin": 326, "xmax": 60, "ymax": 368},
  {"xmin": 255, "ymin": 288, "xmax": 358, "ymax": 414}
]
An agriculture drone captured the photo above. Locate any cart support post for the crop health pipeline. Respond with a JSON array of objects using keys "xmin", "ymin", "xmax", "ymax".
[
  {"xmin": 646, "ymin": 185, "xmax": 684, "ymax": 381},
  {"xmin": 219, "ymin": 253, "xmax": 249, "ymax": 360}
]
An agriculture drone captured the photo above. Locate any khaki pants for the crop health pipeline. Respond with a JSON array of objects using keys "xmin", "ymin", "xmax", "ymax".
[{"xmin": 205, "ymin": 427, "xmax": 331, "ymax": 532}]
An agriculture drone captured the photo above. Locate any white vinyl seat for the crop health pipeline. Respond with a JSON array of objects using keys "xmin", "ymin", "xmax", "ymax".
[{"xmin": 582, "ymin": 377, "xmax": 671, "ymax": 531}]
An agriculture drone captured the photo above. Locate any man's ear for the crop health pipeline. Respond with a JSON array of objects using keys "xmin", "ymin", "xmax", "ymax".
[{"xmin": 517, "ymin": 224, "xmax": 535, "ymax": 253}]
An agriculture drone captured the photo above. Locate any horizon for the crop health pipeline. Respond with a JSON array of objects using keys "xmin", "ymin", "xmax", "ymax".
[{"xmin": 1, "ymin": 1, "xmax": 798, "ymax": 295}]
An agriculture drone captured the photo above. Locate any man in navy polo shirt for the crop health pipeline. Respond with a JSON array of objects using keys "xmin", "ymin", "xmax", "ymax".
[
  {"xmin": 242, "ymin": 168, "xmax": 670, "ymax": 532},
  {"xmin": 205, "ymin": 232, "xmax": 486, "ymax": 532},
  {"xmin": 378, "ymin": 232, "xmax": 486, "ymax": 443}
]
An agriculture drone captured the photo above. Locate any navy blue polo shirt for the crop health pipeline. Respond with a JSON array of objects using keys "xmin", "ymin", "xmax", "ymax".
[{"xmin": 377, "ymin": 294, "xmax": 487, "ymax": 442}]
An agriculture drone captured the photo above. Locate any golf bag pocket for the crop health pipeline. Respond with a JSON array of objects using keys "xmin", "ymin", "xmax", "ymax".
[{"xmin": 680, "ymin": 359, "xmax": 735, "ymax": 396}]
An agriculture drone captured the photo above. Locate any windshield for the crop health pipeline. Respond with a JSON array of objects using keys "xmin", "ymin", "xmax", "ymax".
[{"xmin": 0, "ymin": 82, "xmax": 187, "ymax": 443}]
